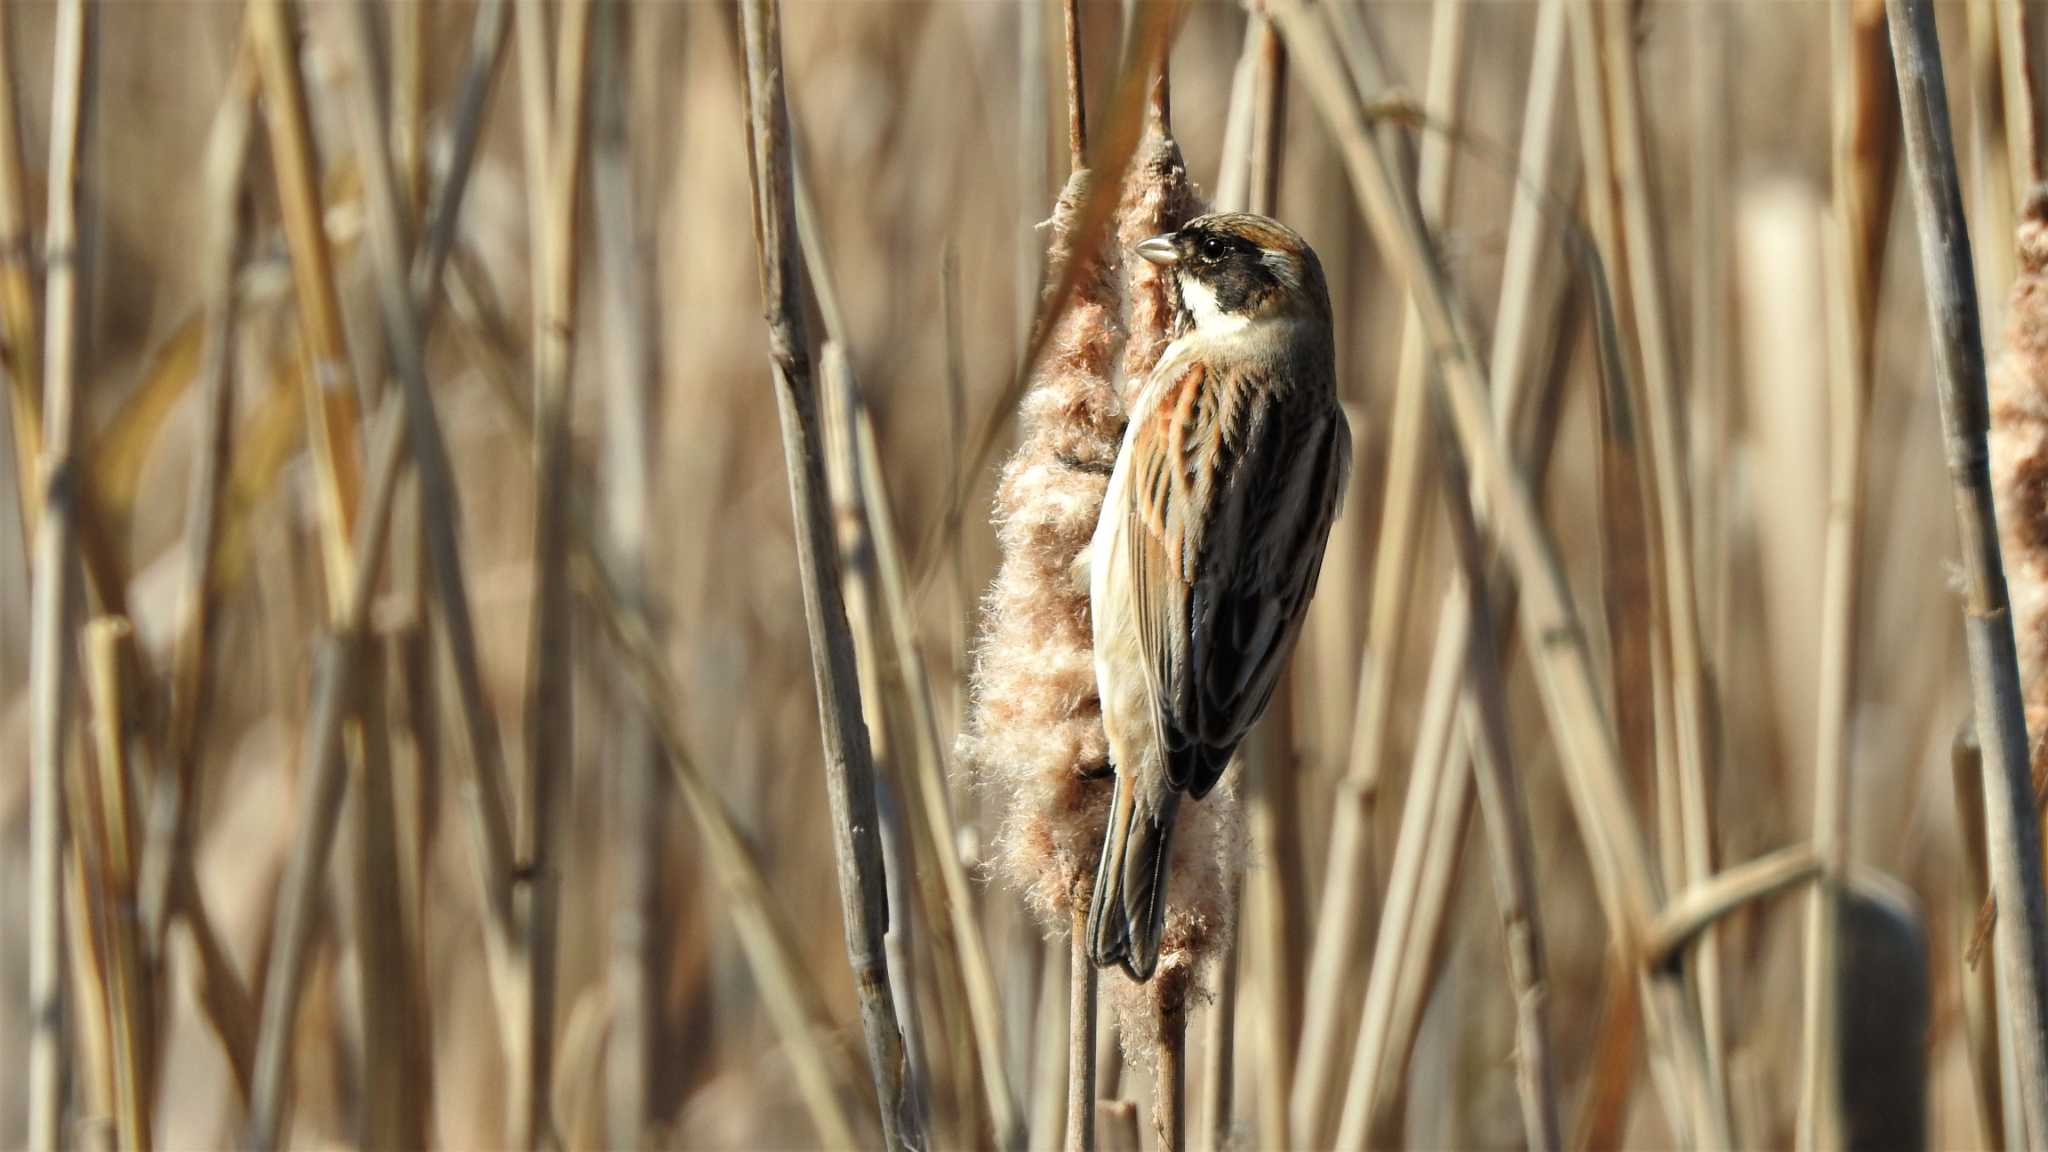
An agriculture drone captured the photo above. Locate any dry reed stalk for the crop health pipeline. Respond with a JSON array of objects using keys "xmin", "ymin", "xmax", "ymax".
[
  {"xmin": 1154, "ymin": 990, "xmax": 1187, "ymax": 1152},
  {"xmin": 1031, "ymin": 924, "xmax": 1073, "ymax": 1146},
  {"xmin": 64, "ymin": 841, "xmax": 116, "ymax": 1152},
  {"xmin": 1070, "ymin": 914, "xmax": 1098, "ymax": 1152},
  {"xmin": 0, "ymin": 2, "xmax": 40, "ymax": 551},
  {"xmin": 1645, "ymin": 845, "xmax": 1822, "ymax": 966},
  {"xmin": 1890, "ymin": 0, "xmax": 2048, "ymax": 1129},
  {"xmin": 1305, "ymin": 7, "xmax": 1570, "ymax": 1140},
  {"xmin": 1955, "ymin": 725, "xmax": 2016, "ymax": 1144},
  {"xmin": 410, "ymin": 0, "xmax": 522, "ymax": 971},
  {"xmin": 1330, "ymin": 587, "xmax": 1467, "ymax": 1150},
  {"xmin": 514, "ymin": 0, "xmax": 593, "ymax": 1140},
  {"xmin": 584, "ymin": 568, "xmax": 869, "ymax": 1149},
  {"xmin": 244, "ymin": 391, "xmax": 409, "ymax": 1152},
  {"xmin": 352, "ymin": 648, "xmax": 430, "ymax": 1151},
  {"xmin": 592, "ymin": 3, "xmax": 661, "ymax": 1145},
  {"xmin": 248, "ymin": 0, "xmax": 363, "ymax": 605},
  {"xmin": 807, "ymin": 327, "xmax": 947, "ymax": 1139},
  {"xmin": 819, "ymin": 343, "xmax": 932, "ymax": 1134},
  {"xmin": 1018, "ymin": 0, "xmax": 1049, "ymax": 345},
  {"xmin": 1267, "ymin": 0, "xmax": 1730, "ymax": 1139},
  {"xmin": 1292, "ymin": 2, "xmax": 1467, "ymax": 1137},
  {"xmin": 1196, "ymin": 885, "xmax": 1238, "ymax": 1152},
  {"xmin": 1097, "ymin": 1099, "xmax": 1141, "ymax": 1152},
  {"xmin": 1972, "ymin": 0, "xmax": 2020, "ymax": 348},
  {"xmin": 79, "ymin": 619, "xmax": 151, "ymax": 1152},
  {"xmin": 385, "ymin": 8, "xmax": 438, "ymax": 1114},
  {"xmin": 1801, "ymin": 5, "xmax": 1889, "ymax": 1122},
  {"xmin": 334, "ymin": 15, "xmax": 438, "ymax": 1148},
  {"xmin": 1999, "ymin": 0, "xmax": 2038, "ymax": 193},
  {"xmin": 27, "ymin": 4, "xmax": 91, "ymax": 1146},
  {"xmin": 738, "ymin": 0, "xmax": 922, "ymax": 1144},
  {"xmin": 850, "ymin": 357, "xmax": 1024, "ymax": 1147},
  {"xmin": 1438, "ymin": 433, "xmax": 1562, "ymax": 1152},
  {"xmin": 791, "ymin": 151, "xmax": 1020, "ymax": 1148},
  {"xmin": 1063, "ymin": 0, "xmax": 1085, "ymax": 170},
  {"xmin": 1688, "ymin": 0, "xmax": 1731, "ymax": 685},
  {"xmin": 336, "ymin": 5, "xmax": 531, "ymax": 1126},
  {"xmin": 135, "ymin": 68, "xmax": 255, "ymax": 1063},
  {"xmin": 1583, "ymin": 0, "xmax": 1727, "ymax": 1105}
]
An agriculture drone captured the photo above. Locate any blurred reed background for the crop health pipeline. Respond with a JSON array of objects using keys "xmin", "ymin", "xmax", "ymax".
[{"xmin": 1, "ymin": 0, "xmax": 2045, "ymax": 1146}]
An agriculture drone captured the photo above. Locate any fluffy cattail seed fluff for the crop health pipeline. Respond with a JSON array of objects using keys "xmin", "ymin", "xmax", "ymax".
[
  {"xmin": 962, "ymin": 167, "xmax": 1127, "ymax": 932},
  {"xmin": 1990, "ymin": 185, "xmax": 2048, "ymax": 789}
]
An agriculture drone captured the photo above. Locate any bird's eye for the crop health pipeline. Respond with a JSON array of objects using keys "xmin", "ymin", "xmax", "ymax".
[{"xmin": 1200, "ymin": 237, "xmax": 1227, "ymax": 260}]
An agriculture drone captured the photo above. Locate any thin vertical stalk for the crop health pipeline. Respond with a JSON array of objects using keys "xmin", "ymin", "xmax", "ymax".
[
  {"xmin": 1956, "ymin": 726, "xmax": 2016, "ymax": 1145},
  {"xmin": 1247, "ymin": 18, "xmax": 1285, "ymax": 219},
  {"xmin": 1802, "ymin": 2, "xmax": 1886, "ymax": 1140},
  {"xmin": 0, "ymin": 2, "xmax": 40, "ymax": 551},
  {"xmin": 1155, "ymin": 995, "xmax": 1187, "ymax": 1152},
  {"xmin": 28, "ymin": 4, "xmax": 90, "ymax": 1146},
  {"xmin": 1294, "ymin": 2, "xmax": 1466, "ymax": 1137},
  {"xmin": 1439, "ymin": 423, "xmax": 1563, "ymax": 1152},
  {"xmin": 80, "ymin": 621, "xmax": 151, "ymax": 1152},
  {"xmin": 738, "ymin": 0, "xmax": 921, "ymax": 1145},
  {"xmin": 1887, "ymin": 0, "xmax": 2048, "ymax": 1129},
  {"xmin": 1197, "ymin": 900, "xmax": 1238, "ymax": 1152},
  {"xmin": 851, "ymin": 359, "xmax": 1023, "ymax": 1148},
  {"xmin": 590, "ymin": 573, "xmax": 870, "ymax": 1148},
  {"xmin": 1268, "ymin": 0, "xmax": 1728, "ymax": 1139},
  {"xmin": 518, "ymin": 0, "xmax": 594, "ymax": 1146},
  {"xmin": 339, "ymin": 0, "xmax": 527, "ymax": 1108},
  {"xmin": 137, "ymin": 61, "xmax": 253, "ymax": 971},
  {"xmin": 1331, "ymin": 592, "xmax": 1466, "ymax": 1151},
  {"xmin": 248, "ymin": 0, "xmax": 362, "ymax": 606},
  {"xmin": 796, "ymin": 146, "xmax": 1020, "ymax": 1147},
  {"xmin": 1031, "ymin": 926, "xmax": 1071, "ymax": 1147},
  {"xmin": 2000, "ymin": 0, "xmax": 2039, "ymax": 193},
  {"xmin": 1064, "ymin": 0, "xmax": 1086, "ymax": 171},
  {"xmin": 1068, "ymin": 912, "xmax": 1097, "ymax": 1152},
  {"xmin": 244, "ymin": 393, "xmax": 410, "ymax": 1152},
  {"xmin": 409, "ymin": 0, "xmax": 522, "ymax": 981},
  {"xmin": 1589, "ymin": 0, "xmax": 1725, "ymax": 1103},
  {"xmin": 593, "ymin": 1, "xmax": 660, "ymax": 1146}
]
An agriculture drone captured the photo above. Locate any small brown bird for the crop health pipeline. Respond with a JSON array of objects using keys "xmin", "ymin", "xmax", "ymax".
[{"xmin": 1087, "ymin": 212, "xmax": 1351, "ymax": 981}]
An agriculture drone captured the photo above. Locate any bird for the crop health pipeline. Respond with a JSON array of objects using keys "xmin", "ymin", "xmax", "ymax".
[{"xmin": 1085, "ymin": 211, "xmax": 1352, "ymax": 982}]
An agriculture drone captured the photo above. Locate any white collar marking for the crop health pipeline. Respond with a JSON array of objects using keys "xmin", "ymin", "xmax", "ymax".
[{"xmin": 1180, "ymin": 277, "xmax": 1251, "ymax": 337}]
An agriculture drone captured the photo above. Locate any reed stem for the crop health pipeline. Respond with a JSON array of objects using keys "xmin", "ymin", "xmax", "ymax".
[
  {"xmin": 738, "ymin": 0, "xmax": 922, "ymax": 1143},
  {"xmin": 27, "ymin": 4, "xmax": 91, "ymax": 1145},
  {"xmin": 1069, "ymin": 909, "xmax": 1098, "ymax": 1152},
  {"xmin": 1886, "ymin": 0, "xmax": 2048, "ymax": 1127}
]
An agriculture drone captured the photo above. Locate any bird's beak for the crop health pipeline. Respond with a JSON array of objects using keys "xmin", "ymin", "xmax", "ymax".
[{"xmin": 1136, "ymin": 235, "xmax": 1179, "ymax": 266}]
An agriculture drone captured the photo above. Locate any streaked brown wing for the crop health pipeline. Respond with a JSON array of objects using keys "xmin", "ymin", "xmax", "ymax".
[
  {"xmin": 1122, "ymin": 358, "xmax": 1350, "ymax": 798},
  {"xmin": 1181, "ymin": 402, "xmax": 1349, "ymax": 795}
]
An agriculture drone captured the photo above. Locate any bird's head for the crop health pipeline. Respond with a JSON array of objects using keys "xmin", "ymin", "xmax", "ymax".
[{"xmin": 1135, "ymin": 212, "xmax": 1330, "ymax": 336}]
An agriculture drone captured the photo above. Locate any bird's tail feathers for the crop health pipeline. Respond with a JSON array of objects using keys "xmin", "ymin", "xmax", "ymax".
[{"xmin": 1086, "ymin": 771, "xmax": 1179, "ymax": 982}]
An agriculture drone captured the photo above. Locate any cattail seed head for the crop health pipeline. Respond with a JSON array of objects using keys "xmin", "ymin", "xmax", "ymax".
[
  {"xmin": 962, "ymin": 167, "xmax": 1127, "ymax": 928},
  {"xmin": 966, "ymin": 112, "xmax": 1242, "ymax": 1046},
  {"xmin": 1990, "ymin": 186, "xmax": 2048, "ymax": 785}
]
